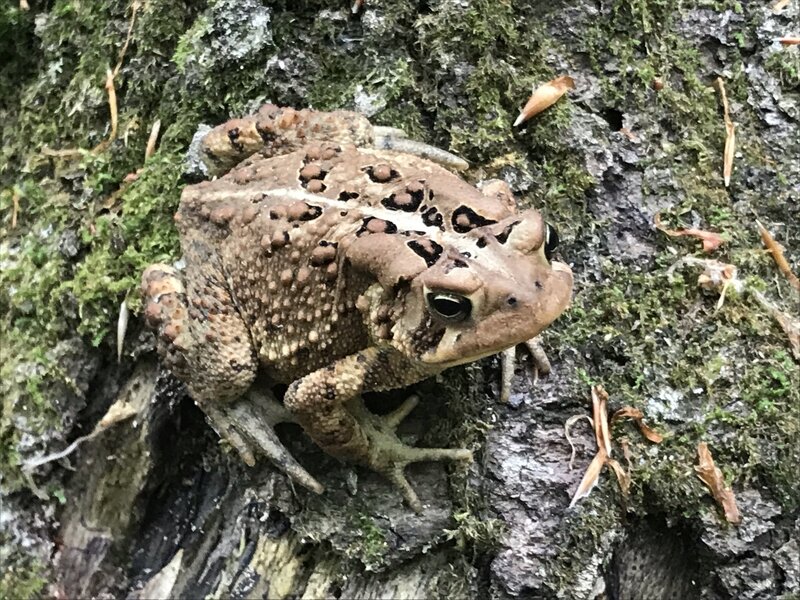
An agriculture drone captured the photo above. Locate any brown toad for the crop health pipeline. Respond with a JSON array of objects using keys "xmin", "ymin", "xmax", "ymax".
[{"xmin": 142, "ymin": 105, "xmax": 573, "ymax": 511}]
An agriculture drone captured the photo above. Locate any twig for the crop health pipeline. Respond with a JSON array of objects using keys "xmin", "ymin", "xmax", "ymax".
[
  {"xmin": 145, "ymin": 119, "xmax": 161, "ymax": 161},
  {"xmin": 113, "ymin": 0, "xmax": 141, "ymax": 78},
  {"xmin": 757, "ymin": 220, "xmax": 800, "ymax": 292},
  {"xmin": 714, "ymin": 78, "xmax": 736, "ymax": 187}
]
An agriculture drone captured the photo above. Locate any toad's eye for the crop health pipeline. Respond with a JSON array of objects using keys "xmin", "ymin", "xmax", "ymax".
[
  {"xmin": 427, "ymin": 292, "xmax": 472, "ymax": 322},
  {"xmin": 544, "ymin": 223, "xmax": 559, "ymax": 260}
]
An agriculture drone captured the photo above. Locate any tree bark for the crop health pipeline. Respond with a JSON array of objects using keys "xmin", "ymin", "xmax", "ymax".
[{"xmin": 1, "ymin": 1, "xmax": 798, "ymax": 598}]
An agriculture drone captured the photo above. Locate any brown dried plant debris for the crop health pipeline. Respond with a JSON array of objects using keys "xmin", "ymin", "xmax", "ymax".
[
  {"xmin": 714, "ymin": 78, "xmax": 736, "ymax": 187},
  {"xmin": 666, "ymin": 257, "xmax": 743, "ymax": 310},
  {"xmin": 567, "ymin": 386, "xmax": 664, "ymax": 508},
  {"xmin": 105, "ymin": 68, "xmax": 119, "ymax": 141},
  {"xmin": 757, "ymin": 220, "xmax": 800, "ymax": 292},
  {"xmin": 666, "ymin": 252, "xmax": 798, "ymax": 357},
  {"xmin": 655, "ymin": 213, "xmax": 725, "ymax": 253},
  {"xmin": 778, "ymin": 37, "xmax": 800, "ymax": 45},
  {"xmin": 695, "ymin": 443, "xmax": 742, "ymax": 525},
  {"xmin": 145, "ymin": 119, "xmax": 161, "ymax": 161},
  {"xmin": 114, "ymin": 0, "xmax": 141, "ymax": 78},
  {"xmin": 514, "ymin": 75, "xmax": 575, "ymax": 127},
  {"xmin": 22, "ymin": 398, "xmax": 139, "ymax": 469},
  {"xmin": 611, "ymin": 407, "xmax": 664, "ymax": 443},
  {"xmin": 117, "ymin": 300, "xmax": 130, "ymax": 363}
]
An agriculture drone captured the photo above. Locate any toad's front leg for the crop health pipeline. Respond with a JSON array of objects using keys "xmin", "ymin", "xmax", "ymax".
[{"xmin": 284, "ymin": 348, "xmax": 472, "ymax": 512}]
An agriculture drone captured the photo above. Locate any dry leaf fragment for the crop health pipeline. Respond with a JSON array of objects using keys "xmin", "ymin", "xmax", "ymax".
[
  {"xmin": 569, "ymin": 386, "xmax": 665, "ymax": 507},
  {"xmin": 667, "ymin": 257, "xmax": 742, "ymax": 310},
  {"xmin": 778, "ymin": 37, "xmax": 800, "ymax": 45},
  {"xmin": 19, "ymin": 0, "xmax": 29, "ymax": 10},
  {"xmin": 714, "ymin": 78, "xmax": 736, "ymax": 187},
  {"xmin": 757, "ymin": 220, "xmax": 800, "ymax": 292},
  {"xmin": 655, "ymin": 213, "xmax": 725, "ymax": 253},
  {"xmin": 352, "ymin": 0, "xmax": 365, "ymax": 13},
  {"xmin": 606, "ymin": 459, "xmax": 631, "ymax": 499},
  {"xmin": 569, "ymin": 449, "xmax": 607, "ymax": 508},
  {"xmin": 772, "ymin": 0, "xmax": 791, "ymax": 12},
  {"xmin": 145, "ymin": 119, "xmax": 161, "ymax": 161},
  {"xmin": 123, "ymin": 169, "xmax": 142, "ymax": 184},
  {"xmin": 611, "ymin": 407, "xmax": 665, "ymax": 443},
  {"xmin": 137, "ymin": 549, "xmax": 184, "ymax": 600},
  {"xmin": 514, "ymin": 75, "xmax": 575, "ymax": 127},
  {"xmin": 695, "ymin": 442, "xmax": 742, "ymax": 525},
  {"xmin": 22, "ymin": 399, "xmax": 138, "ymax": 469},
  {"xmin": 117, "ymin": 300, "xmax": 129, "ymax": 363},
  {"xmin": 592, "ymin": 385, "xmax": 612, "ymax": 456}
]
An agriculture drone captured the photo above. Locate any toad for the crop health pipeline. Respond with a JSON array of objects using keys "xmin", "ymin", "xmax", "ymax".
[{"xmin": 142, "ymin": 105, "xmax": 573, "ymax": 511}]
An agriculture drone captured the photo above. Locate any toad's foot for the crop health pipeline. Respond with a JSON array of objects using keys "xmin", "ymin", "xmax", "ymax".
[
  {"xmin": 348, "ymin": 395, "xmax": 473, "ymax": 513},
  {"xmin": 499, "ymin": 337, "xmax": 553, "ymax": 403},
  {"xmin": 201, "ymin": 388, "xmax": 324, "ymax": 495}
]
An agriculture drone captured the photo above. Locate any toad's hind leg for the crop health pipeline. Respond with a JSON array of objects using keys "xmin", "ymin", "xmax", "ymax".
[
  {"xmin": 141, "ymin": 261, "xmax": 322, "ymax": 494},
  {"xmin": 284, "ymin": 348, "xmax": 472, "ymax": 512}
]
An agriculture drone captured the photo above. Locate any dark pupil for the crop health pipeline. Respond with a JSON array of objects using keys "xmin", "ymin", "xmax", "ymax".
[
  {"xmin": 433, "ymin": 296, "xmax": 463, "ymax": 317},
  {"xmin": 428, "ymin": 293, "xmax": 470, "ymax": 321},
  {"xmin": 544, "ymin": 223, "xmax": 559, "ymax": 260}
]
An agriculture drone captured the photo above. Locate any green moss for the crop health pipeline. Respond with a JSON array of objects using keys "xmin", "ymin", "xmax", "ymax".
[
  {"xmin": 445, "ymin": 510, "xmax": 506, "ymax": 555},
  {"xmin": 1, "ymin": 0, "xmax": 196, "ymax": 493},
  {"xmin": 0, "ymin": 559, "xmax": 47, "ymax": 600},
  {"xmin": 64, "ymin": 155, "xmax": 183, "ymax": 341},
  {"xmin": 546, "ymin": 494, "xmax": 622, "ymax": 593},
  {"xmin": 764, "ymin": 49, "xmax": 800, "ymax": 89},
  {"xmin": 349, "ymin": 512, "xmax": 390, "ymax": 570}
]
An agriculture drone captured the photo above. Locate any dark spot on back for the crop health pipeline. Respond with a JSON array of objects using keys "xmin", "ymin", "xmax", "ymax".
[
  {"xmin": 494, "ymin": 220, "xmax": 520, "ymax": 244},
  {"xmin": 407, "ymin": 239, "xmax": 443, "ymax": 267},
  {"xmin": 300, "ymin": 205, "xmax": 323, "ymax": 221},
  {"xmin": 452, "ymin": 205, "xmax": 498, "ymax": 233},
  {"xmin": 364, "ymin": 164, "xmax": 400, "ymax": 183},
  {"xmin": 338, "ymin": 191, "xmax": 360, "ymax": 202},
  {"xmin": 227, "ymin": 127, "xmax": 243, "ymax": 153},
  {"xmin": 421, "ymin": 206, "xmax": 445, "ymax": 231},
  {"xmin": 357, "ymin": 216, "xmax": 398, "ymax": 236},
  {"xmin": 382, "ymin": 192, "xmax": 422, "ymax": 212},
  {"xmin": 256, "ymin": 122, "xmax": 275, "ymax": 144}
]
